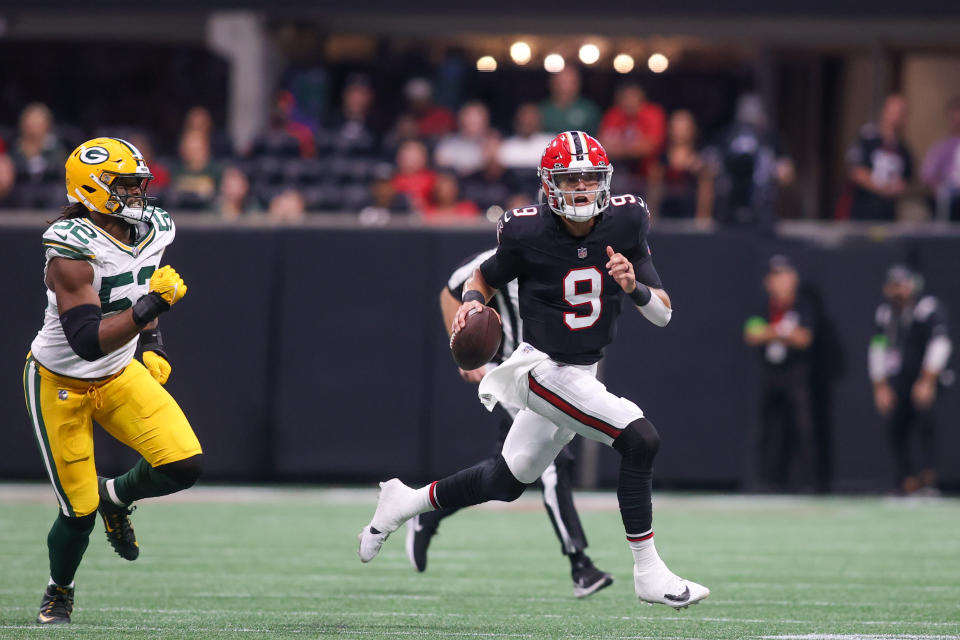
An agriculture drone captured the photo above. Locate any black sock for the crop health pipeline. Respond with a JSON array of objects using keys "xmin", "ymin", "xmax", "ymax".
[
  {"xmin": 612, "ymin": 418, "xmax": 660, "ymax": 535},
  {"xmin": 434, "ymin": 455, "xmax": 526, "ymax": 509},
  {"xmin": 616, "ymin": 463, "xmax": 653, "ymax": 533},
  {"xmin": 47, "ymin": 512, "xmax": 95, "ymax": 586},
  {"xmin": 114, "ymin": 455, "xmax": 201, "ymax": 504},
  {"xmin": 568, "ymin": 550, "xmax": 588, "ymax": 567}
]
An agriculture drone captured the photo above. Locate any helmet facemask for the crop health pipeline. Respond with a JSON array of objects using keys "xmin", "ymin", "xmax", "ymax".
[
  {"xmin": 88, "ymin": 171, "xmax": 154, "ymax": 223},
  {"xmin": 540, "ymin": 164, "xmax": 613, "ymax": 222}
]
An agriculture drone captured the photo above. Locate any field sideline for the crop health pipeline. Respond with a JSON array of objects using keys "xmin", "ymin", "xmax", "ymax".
[{"xmin": 0, "ymin": 484, "xmax": 958, "ymax": 639}]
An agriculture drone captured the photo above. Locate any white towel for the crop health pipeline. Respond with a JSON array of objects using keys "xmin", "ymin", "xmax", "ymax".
[{"xmin": 478, "ymin": 342, "xmax": 550, "ymax": 412}]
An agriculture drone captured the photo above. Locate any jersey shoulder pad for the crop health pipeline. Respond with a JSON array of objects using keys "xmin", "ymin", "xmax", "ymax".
[
  {"xmin": 608, "ymin": 194, "xmax": 651, "ymax": 232},
  {"xmin": 914, "ymin": 296, "xmax": 940, "ymax": 322},
  {"xmin": 41, "ymin": 219, "xmax": 98, "ymax": 261},
  {"xmin": 146, "ymin": 207, "xmax": 176, "ymax": 246},
  {"xmin": 497, "ymin": 204, "xmax": 544, "ymax": 246}
]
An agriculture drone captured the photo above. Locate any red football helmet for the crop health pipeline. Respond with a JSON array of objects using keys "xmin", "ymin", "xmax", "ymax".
[{"xmin": 538, "ymin": 131, "xmax": 613, "ymax": 221}]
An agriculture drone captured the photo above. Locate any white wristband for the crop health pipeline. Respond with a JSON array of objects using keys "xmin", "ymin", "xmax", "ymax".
[{"xmin": 637, "ymin": 292, "xmax": 672, "ymax": 327}]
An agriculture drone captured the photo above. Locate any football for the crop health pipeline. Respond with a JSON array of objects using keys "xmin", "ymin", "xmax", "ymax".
[{"xmin": 450, "ymin": 306, "xmax": 502, "ymax": 370}]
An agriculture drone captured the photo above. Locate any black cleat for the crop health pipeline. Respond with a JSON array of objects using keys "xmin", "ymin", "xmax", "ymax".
[
  {"xmin": 97, "ymin": 476, "xmax": 139, "ymax": 561},
  {"xmin": 37, "ymin": 584, "xmax": 74, "ymax": 624},
  {"xmin": 571, "ymin": 557, "xmax": 614, "ymax": 598},
  {"xmin": 405, "ymin": 513, "xmax": 440, "ymax": 572}
]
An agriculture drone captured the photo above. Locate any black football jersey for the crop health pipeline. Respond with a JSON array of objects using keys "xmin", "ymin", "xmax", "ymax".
[
  {"xmin": 479, "ymin": 196, "xmax": 661, "ymax": 365},
  {"xmin": 874, "ymin": 296, "xmax": 949, "ymax": 391}
]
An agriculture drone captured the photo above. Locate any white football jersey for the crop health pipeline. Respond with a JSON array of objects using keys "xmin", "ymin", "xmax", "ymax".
[{"xmin": 31, "ymin": 208, "xmax": 176, "ymax": 379}]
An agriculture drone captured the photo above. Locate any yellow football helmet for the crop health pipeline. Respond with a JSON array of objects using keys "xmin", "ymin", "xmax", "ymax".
[{"xmin": 65, "ymin": 137, "xmax": 154, "ymax": 222}]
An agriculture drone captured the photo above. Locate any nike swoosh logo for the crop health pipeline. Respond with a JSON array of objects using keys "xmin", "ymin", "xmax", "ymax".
[
  {"xmin": 664, "ymin": 586, "xmax": 690, "ymax": 603},
  {"xmin": 54, "ymin": 232, "xmax": 68, "ymax": 240},
  {"xmin": 503, "ymin": 212, "xmax": 511, "ymax": 222}
]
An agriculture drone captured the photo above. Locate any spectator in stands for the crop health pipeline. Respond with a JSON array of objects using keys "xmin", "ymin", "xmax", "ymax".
[
  {"xmin": 12, "ymin": 102, "xmax": 65, "ymax": 182},
  {"xmin": 539, "ymin": 67, "xmax": 600, "ymax": 135},
  {"xmin": 326, "ymin": 73, "xmax": 382, "ymax": 157},
  {"xmin": 255, "ymin": 90, "xmax": 316, "ymax": 159},
  {"xmin": 391, "ymin": 139, "xmax": 436, "ymax": 212},
  {"xmin": 423, "ymin": 172, "xmax": 480, "ymax": 219},
  {"xmin": 869, "ymin": 265, "xmax": 952, "ymax": 495},
  {"xmin": 169, "ymin": 129, "xmax": 221, "ymax": 211},
  {"xmin": 499, "ymin": 102, "xmax": 554, "ymax": 170},
  {"xmin": 647, "ymin": 110, "xmax": 713, "ymax": 221},
  {"xmin": 598, "ymin": 82, "xmax": 666, "ymax": 190},
  {"xmin": 218, "ymin": 166, "xmax": 254, "ymax": 220},
  {"xmin": 182, "ymin": 105, "xmax": 233, "ymax": 158},
  {"xmin": 127, "ymin": 133, "xmax": 170, "ymax": 201},
  {"xmin": 267, "ymin": 188, "xmax": 307, "ymax": 222},
  {"xmin": 434, "ymin": 101, "xmax": 498, "ymax": 176},
  {"xmin": 743, "ymin": 255, "xmax": 816, "ymax": 493},
  {"xmin": 381, "ymin": 113, "xmax": 424, "ymax": 163},
  {"xmin": 707, "ymin": 93, "xmax": 794, "ymax": 228},
  {"xmin": 462, "ymin": 138, "xmax": 525, "ymax": 212},
  {"xmin": 359, "ymin": 174, "xmax": 411, "ymax": 224},
  {"xmin": 921, "ymin": 96, "xmax": 960, "ymax": 221},
  {"xmin": 403, "ymin": 77, "xmax": 456, "ymax": 140},
  {"xmin": 0, "ymin": 153, "xmax": 15, "ymax": 207},
  {"xmin": 846, "ymin": 93, "xmax": 913, "ymax": 221}
]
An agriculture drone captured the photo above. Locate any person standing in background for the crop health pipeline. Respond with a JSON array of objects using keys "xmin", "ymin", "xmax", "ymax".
[
  {"xmin": 598, "ymin": 83, "xmax": 666, "ymax": 192},
  {"xmin": 920, "ymin": 96, "xmax": 960, "ymax": 221},
  {"xmin": 869, "ymin": 265, "xmax": 952, "ymax": 495},
  {"xmin": 846, "ymin": 94, "xmax": 913, "ymax": 221},
  {"xmin": 539, "ymin": 68, "xmax": 601, "ymax": 136},
  {"xmin": 743, "ymin": 256, "xmax": 816, "ymax": 492}
]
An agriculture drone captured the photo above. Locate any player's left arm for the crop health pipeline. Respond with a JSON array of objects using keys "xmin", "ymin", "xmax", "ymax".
[
  {"xmin": 913, "ymin": 301, "xmax": 952, "ymax": 408},
  {"xmin": 606, "ymin": 245, "xmax": 672, "ymax": 327}
]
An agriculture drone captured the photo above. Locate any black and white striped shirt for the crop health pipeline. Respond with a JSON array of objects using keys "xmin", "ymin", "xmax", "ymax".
[{"xmin": 446, "ymin": 248, "xmax": 522, "ymax": 365}]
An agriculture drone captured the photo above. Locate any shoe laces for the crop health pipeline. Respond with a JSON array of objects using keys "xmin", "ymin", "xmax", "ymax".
[
  {"xmin": 105, "ymin": 504, "xmax": 137, "ymax": 537},
  {"xmin": 42, "ymin": 587, "xmax": 73, "ymax": 616}
]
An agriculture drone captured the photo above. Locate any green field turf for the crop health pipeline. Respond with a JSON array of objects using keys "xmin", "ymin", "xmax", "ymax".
[{"xmin": 0, "ymin": 485, "xmax": 958, "ymax": 639}]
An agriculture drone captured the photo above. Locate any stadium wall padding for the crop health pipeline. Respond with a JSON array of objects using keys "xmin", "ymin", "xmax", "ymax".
[{"xmin": 1, "ymin": 225, "xmax": 957, "ymax": 492}]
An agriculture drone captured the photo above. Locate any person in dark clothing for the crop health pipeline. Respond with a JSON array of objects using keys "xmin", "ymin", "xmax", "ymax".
[
  {"xmin": 846, "ymin": 94, "xmax": 913, "ymax": 221},
  {"xmin": 868, "ymin": 265, "xmax": 952, "ymax": 494},
  {"xmin": 744, "ymin": 255, "xmax": 816, "ymax": 492},
  {"xmin": 404, "ymin": 248, "xmax": 613, "ymax": 599}
]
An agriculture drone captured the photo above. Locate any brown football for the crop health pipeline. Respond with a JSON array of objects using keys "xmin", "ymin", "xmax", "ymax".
[{"xmin": 450, "ymin": 306, "xmax": 502, "ymax": 371}]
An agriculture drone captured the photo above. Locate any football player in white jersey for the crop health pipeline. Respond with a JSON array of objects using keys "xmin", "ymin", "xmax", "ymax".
[{"xmin": 26, "ymin": 138, "xmax": 202, "ymax": 624}]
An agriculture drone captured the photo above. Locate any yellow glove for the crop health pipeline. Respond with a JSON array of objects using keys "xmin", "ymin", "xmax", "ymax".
[
  {"xmin": 142, "ymin": 350, "xmax": 171, "ymax": 385},
  {"xmin": 149, "ymin": 265, "xmax": 187, "ymax": 307}
]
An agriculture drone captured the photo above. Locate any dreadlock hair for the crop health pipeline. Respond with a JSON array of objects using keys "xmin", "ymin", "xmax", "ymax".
[{"xmin": 50, "ymin": 202, "xmax": 90, "ymax": 224}]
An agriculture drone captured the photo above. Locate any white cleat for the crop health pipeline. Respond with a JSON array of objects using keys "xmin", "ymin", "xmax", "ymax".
[
  {"xmin": 634, "ymin": 565, "xmax": 710, "ymax": 610},
  {"xmin": 357, "ymin": 479, "xmax": 417, "ymax": 563}
]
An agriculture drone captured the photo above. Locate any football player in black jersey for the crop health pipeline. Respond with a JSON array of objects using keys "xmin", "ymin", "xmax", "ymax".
[
  {"xmin": 869, "ymin": 265, "xmax": 952, "ymax": 494},
  {"xmin": 360, "ymin": 131, "xmax": 709, "ymax": 609},
  {"xmin": 404, "ymin": 248, "xmax": 613, "ymax": 598}
]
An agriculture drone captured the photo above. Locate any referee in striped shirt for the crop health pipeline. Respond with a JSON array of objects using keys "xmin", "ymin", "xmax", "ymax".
[{"xmin": 404, "ymin": 249, "xmax": 614, "ymax": 599}]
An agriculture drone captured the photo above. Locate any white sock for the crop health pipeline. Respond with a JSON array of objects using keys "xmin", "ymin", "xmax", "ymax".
[
  {"xmin": 412, "ymin": 484, "xmax": 436, "ymax": 514},
  {"xmin": 105, "ymin": 479, "xmax": 127, "ymax": 507},
  {"xmin": 629, "ymin": 536, "xmax": 669, "ymax": 576},
  {"xmin": 48, "ymin": 578, "xmax": 74, "ymax": 589}
]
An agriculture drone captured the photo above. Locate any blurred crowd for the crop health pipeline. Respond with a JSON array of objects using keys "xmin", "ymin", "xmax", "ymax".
[{"xmin": 2, "ymin": 68, "xmax": 959, "ymax": 225}]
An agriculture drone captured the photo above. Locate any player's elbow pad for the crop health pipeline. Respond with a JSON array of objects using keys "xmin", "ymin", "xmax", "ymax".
[
  {"xmin": 638, "ymin": 294, "xmax": 672, "ymax": 327},
  {"xmin": 60, "ymin": 304, "xmax": 106, "ymax": 361}
]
